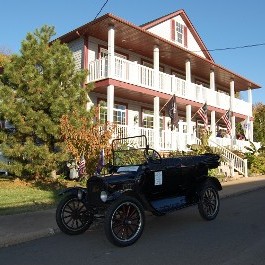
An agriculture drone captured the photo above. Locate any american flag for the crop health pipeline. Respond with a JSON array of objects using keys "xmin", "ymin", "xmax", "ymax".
[
  {"xmin": 197, "ymin": 103, "xmax": 208, "ymax": 128},
  {"xmin": 78, "ymin": 157, "xmax": 86, "ymax": 176},
  {"xmin": 221, "ymin": 110, "xmax": 232, "ymax": 135}
]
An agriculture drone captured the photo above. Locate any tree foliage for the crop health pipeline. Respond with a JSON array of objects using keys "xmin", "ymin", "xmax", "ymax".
[
  {"xmin": 0, "ymin": 25, "xmax": 90, "ymax": 178},
  {"xmin": 0, "ymin": 47, "xmax": 11, "ymax": 67},
  {"xmin": 60, "ymin": 109, "xmax": 114, "ymax": 177},
  {"xmin": 253, "ymin": 103, "xmax": 265, "ymax": 145}
]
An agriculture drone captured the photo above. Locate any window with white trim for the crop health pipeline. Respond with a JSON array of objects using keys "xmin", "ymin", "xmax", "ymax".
[
  {"xmin": 99, "ymin": 47, "xmax": 127, "ymax": 59},
  {"xmin": 176, "ymin": 22, "xmax": 184, "ymax": 45},
  {"xmin": 142, "ymin": 109, "xmax": 163, "ymax": 129},
  {"xmin": 99, "ymin": 100, "xmax": 126, "ymax": 125}
]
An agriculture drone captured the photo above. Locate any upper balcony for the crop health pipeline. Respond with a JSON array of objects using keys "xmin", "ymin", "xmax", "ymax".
[{"xmin": 88, "ymin": 56, "xmax": 252, "ymax": 117}]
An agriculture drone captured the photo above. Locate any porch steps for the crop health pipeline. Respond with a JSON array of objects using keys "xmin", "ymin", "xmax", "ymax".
[
  {"xmin": 208, "ymin": 139, "xmax": 248, "ymax": 177},
  {"xmin": 218, "ymin": 161, "xmax": 244, "ymax": 179}
]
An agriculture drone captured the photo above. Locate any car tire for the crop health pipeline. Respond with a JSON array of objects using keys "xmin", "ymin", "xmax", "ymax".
[
  {"xmin": 56, "ymin": 195, "xmax": 93, "ymax": 235},
  {"xmin": 104, "ymin": 196, "xmax": 145, "ymax": 247},
  {"xmin": 198, "ymin": 183, "xmax": 220, "ymax": 221}
]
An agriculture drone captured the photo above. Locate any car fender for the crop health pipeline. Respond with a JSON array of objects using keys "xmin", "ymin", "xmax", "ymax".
[
  {"xmin": 59, "ymin": 187, "xmax": 88, "ymax": 199},
  {"xmin": 198, "ymin": 176, "xmax": 222, "ymax": 191}
]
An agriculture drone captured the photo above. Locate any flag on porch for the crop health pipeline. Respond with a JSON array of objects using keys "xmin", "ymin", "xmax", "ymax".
[
  {"xmin": 197, "ymin": 103, "xmax": 208, "ymax": 128},
  {"xmin": 167, "ymin": 94, "xmax": 179, "ymax": 131},
  {"xmin": 221, "ymin": 110, "xmax": 232, "ymax": 135},
  {"xmin": 78, "ymin": 156, "xmax": 86, "ymax": 176}
]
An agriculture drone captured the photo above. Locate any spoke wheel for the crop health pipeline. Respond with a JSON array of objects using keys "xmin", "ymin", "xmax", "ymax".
[
  {"xmin": 56, "ymin": 195, "xmax": 93, "ymax": 235},
  {"xmin": 105, "ymin": 196, "xmax": 145, "ymax": 247},
  {"xmin": 198, "ymin": 184, "xmax": 220, "ymax": 221}
]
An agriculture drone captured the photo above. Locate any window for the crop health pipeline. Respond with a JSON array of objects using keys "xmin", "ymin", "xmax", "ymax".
[
  {"xmin": 142, "ymin": 60, "xmax": 164, "ymax": 72},
  {"xmin": 99, "ymin": 101, "xmax": 126, "ymax": 125},
  {"xmin": 142, "ymin": 109, "xmax": 163, "ymax": 129},
  {"xmin": 176, "ymin": 22, "xmax": 184, "ymax": 45},
  {"xmin": 99, "ymin": 47, "xmax": 127, "ymax": 60}
]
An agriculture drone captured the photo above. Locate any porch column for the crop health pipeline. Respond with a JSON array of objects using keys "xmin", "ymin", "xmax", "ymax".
[
  {"xmin": 107, "ymin": 85, "xmax": 114, "ymax": 123},
  {"xmin": 211, "ymin": 111, "xmax": 216, "ymax": 138},
  {"xmin": 153, "ymin": 45, "xmax": 159, "ymax": 88},
  {"xmin": 210, "ymin": 69, "xmax": 216, "ymax": 91},
  {"xmin": 186, "ymin": 104, "xmax": 192, "ymax": 144},
  {"xmin": 248, "ymin": 87, "xmax": 253, "ymax": 116},
  {"xmin": 154, "ymin": 96, "xmax": 160, "ymax": 150},
  {"xmin": 108, "ymin": 24, "xmax": 115, "ymax": 78},
  {"xmin": 249, "ymin": 120, "xmax": 254, "ymax": 142},
  {"xmin": 248, "ymin": 88, "xmax": 253, "ymax": 141},
  {"xmin": 230, "ymin": 80, "xmax": 236, "ymax": 143},
  {"xmin": 185, "ymin": 59, "xmax": 191, "ymax": 83}
]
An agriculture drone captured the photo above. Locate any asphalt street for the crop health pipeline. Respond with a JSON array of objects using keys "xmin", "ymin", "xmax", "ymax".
[{"xmin": 1, "ymin": 188, "xmax": 265, "ymax": 265}]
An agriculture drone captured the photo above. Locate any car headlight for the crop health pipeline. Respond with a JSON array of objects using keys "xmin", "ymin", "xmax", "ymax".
[{"xmin": 100, "ymin": 191, "xmax": 108, "ymax": 202}]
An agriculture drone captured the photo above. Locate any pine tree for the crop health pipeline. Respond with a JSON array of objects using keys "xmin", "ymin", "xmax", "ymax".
[{"xmin": 0, "ymin": 25, "xmax": 90, "ymax": 178}]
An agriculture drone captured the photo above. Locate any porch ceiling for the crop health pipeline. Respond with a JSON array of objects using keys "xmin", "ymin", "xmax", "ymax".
[
  {"xmin": 59, "ymin": 13, "xmax": 261, "ymax": 92},
  {"xmin": 93, "ymin": 80, "xmax": 248, "ymax": 122}
]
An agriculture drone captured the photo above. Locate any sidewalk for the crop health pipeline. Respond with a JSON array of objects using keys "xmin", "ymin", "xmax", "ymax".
[{"xmin": 1, "ymin": 175, "xmax": 265, "ymax": 248}]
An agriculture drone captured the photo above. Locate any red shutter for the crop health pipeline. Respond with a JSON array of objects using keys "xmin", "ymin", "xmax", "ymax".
[
  {"xmin": 184, "ymin": 26, "xmax": 188, "ymax": 48},
  {"xmin": 171, "ymin": 19, "xmax": 175, "ymax": 41}
]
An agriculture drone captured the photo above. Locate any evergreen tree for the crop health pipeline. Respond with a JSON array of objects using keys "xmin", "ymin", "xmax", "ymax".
[{"xmin": 0, "ymin": 25, "xmax": 90, "ymax": 178}]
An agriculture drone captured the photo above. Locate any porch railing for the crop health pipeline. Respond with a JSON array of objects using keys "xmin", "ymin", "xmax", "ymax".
[
  {"xmin": 88, "ymin": 56, "xmax": 252, "ymax": 116},
  {"xmin": 209, "ymin": 138, "xmax": 248, "ymax": 177}
]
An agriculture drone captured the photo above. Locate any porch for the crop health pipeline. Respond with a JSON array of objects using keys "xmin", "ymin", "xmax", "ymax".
[
  {"xmin": 113, "ymin": 124, "xmax": 255, "ymax": 153},
  {"xmin": 88, "ymin": 55, "xmax": 252, "ymax": 117}
]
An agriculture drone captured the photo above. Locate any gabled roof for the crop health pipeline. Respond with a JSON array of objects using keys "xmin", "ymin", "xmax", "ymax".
[
  {"xmin": 57, "ymin": 13, "xmax": 260, "ymax": 91},
  {"xmin": 140, "ymin": 9, "xmax": 214, "ymax": 62}
]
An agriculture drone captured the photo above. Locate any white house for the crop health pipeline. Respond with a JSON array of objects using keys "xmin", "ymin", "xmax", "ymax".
[{"xmin": 57, "ymin": 10, "xmax": 261, "ymax": 176}]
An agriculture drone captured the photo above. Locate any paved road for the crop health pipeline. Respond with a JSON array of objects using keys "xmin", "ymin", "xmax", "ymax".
[{"xmin": 1, "ymin": 188, "xmax": 265, "ymax": 265}]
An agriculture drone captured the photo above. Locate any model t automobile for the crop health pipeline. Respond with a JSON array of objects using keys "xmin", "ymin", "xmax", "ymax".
[{"xmin": 56, "ymin": 135, "xmax": 222, "ymax": 247}]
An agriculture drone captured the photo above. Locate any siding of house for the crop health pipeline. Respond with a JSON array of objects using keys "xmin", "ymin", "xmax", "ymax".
[{"xmin": 67, "ymin": 38, "xmax": 84, "ymax": 70}]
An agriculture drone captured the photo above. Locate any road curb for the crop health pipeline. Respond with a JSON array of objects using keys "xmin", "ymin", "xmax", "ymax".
[{"xmin": 0, "ymin": 227, "xmax": 60, "ymax": 248}]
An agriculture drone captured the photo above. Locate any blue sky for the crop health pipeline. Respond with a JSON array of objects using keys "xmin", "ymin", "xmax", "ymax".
[{"xmin": 1, "ymin": 0, "xmax": 265, "ymax": 104}]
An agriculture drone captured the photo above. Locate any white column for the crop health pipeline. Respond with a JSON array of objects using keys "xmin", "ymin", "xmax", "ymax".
[
  {"xmin": 186, "ymin": 104, "xmax": 192, "ymax": 144},
  {"xmin": 248, "ymin": 87, "xmax": 253, "ymax": 116},
  {"xmin": 107, "ymin": 85, "xmax": 114, "ymax": 123},
  {"xmin": 185, "ymin": 59, "xmax": 191, "ymax": 83},
  {"xmin": 211, "ymin": 111, "xmax": 216, "ymax": 138},
  {"xmin": 230, "ymin": 79, "xmax": 235, "ymax": 111},
  {"xmin": 247, "ymin": 88, "xmax": 253, "ymax": 141},
  {"xmin": 249, "ymin": 120, "xmax": 254, "ymax": 142},
  {"xmin": 210, "ymin": 69, "xmax": 215, "ymax": 91},
  {"xmin": 153, "ymin": 45, "xmax": 159, "ymax": 88},
  {"xmin": 153, "ymin": 96, "xmax": 160, "ymax": 150},
  {"xmin": 108, "ymin": 24, "xmax": 115, "ymax": 77},
  {"xmin": 230, "ymin": 80, "xmax": 236, "ymax": 143}
]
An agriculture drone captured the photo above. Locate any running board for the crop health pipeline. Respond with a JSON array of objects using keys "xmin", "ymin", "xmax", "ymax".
[{"xmin": 150, "ymin": 196, "xmax": 188, "ymax": 213}]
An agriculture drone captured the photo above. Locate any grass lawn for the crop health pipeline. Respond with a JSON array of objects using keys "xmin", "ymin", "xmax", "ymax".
[{"xmin": 0, "ymin": 177, "xmax": 81, "ymax": 215}]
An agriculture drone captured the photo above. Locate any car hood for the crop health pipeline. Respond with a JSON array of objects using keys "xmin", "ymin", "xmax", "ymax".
[{"xmin": 102, "ymin": 171, "xmax": 138, "ymax": 185}]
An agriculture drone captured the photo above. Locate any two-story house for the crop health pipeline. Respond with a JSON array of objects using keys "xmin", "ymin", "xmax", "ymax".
[{"xmin": 57, "ymin": 9, "xmax": 260, "ymax": 159}]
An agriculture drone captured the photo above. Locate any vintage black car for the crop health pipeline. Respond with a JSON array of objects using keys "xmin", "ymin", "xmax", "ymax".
[{"xmin": 56, "ymin": 135, "xmax": 222, "ymax": 247}]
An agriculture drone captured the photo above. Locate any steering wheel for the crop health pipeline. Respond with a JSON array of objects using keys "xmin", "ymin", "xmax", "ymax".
[{"xmin": 144, "ymin": 148, "xmax": 162, "ymax": 164}]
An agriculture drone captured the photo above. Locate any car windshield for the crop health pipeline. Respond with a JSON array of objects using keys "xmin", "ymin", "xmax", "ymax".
[{"xmin": 112, "ymin": 135, "xmax": 148, "ymax": 166}]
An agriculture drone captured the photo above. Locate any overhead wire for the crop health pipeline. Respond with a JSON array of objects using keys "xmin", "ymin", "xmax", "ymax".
[
  {"xmin": 195, "ymin": 42, "xmax": 265, "ymax": 53},
  {"xmin": 94, "ymin": 0, "xmax": 110, "ymax": 20}
]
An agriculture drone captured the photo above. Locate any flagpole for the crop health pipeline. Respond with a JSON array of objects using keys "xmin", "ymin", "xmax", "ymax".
[
  {"xmin": 215, "ymin": 116, "xmax": 222, "ymax": 124},
  {"xmin": 160, "ymin": 94, "xmax": 174, "ymax": 113}
]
